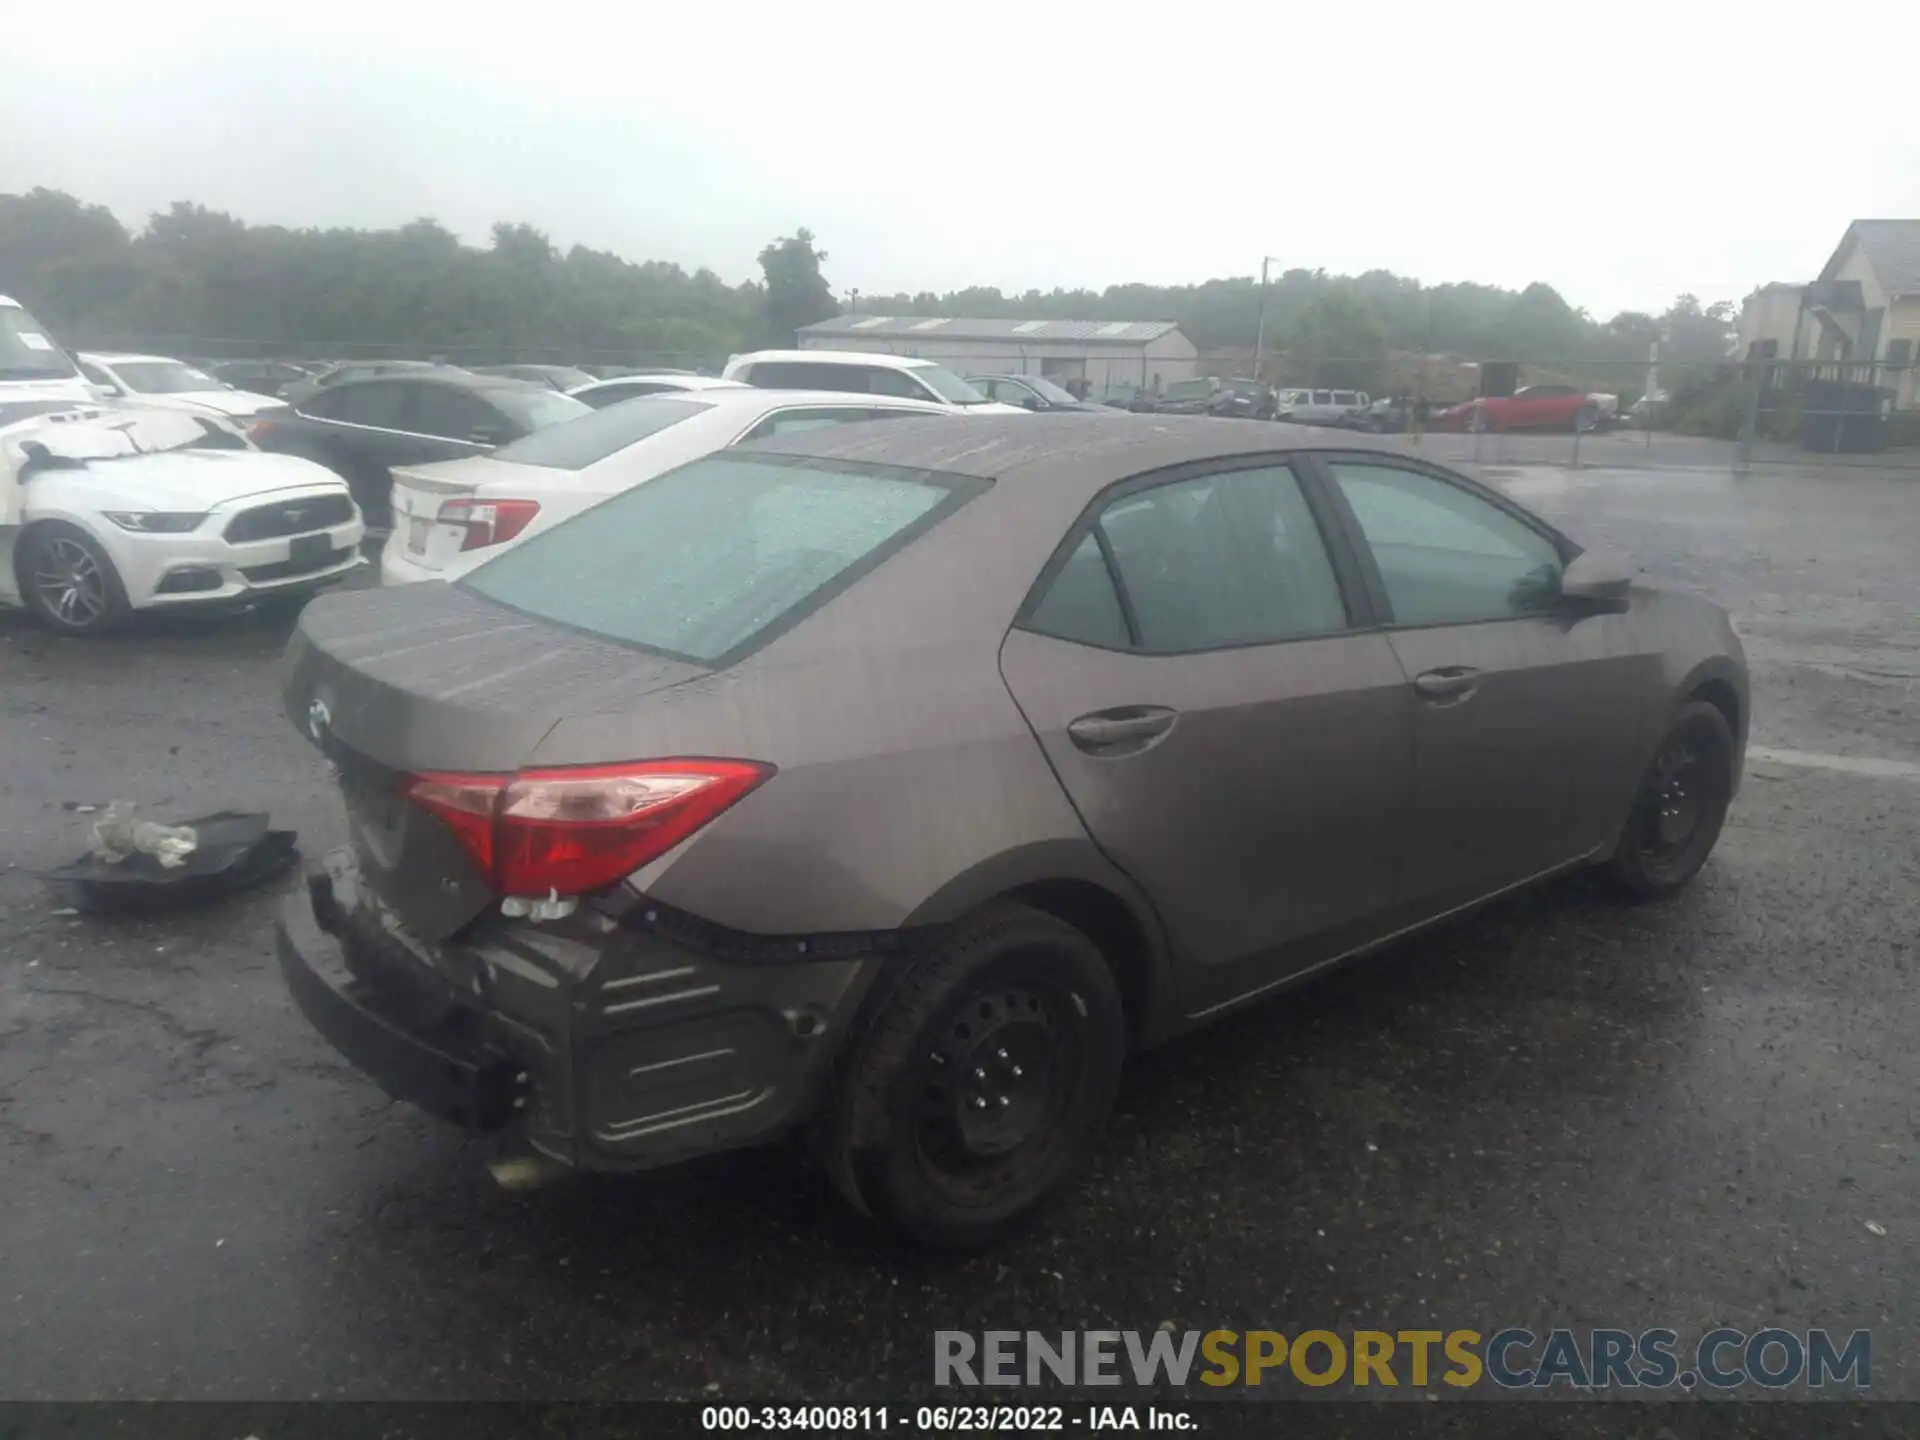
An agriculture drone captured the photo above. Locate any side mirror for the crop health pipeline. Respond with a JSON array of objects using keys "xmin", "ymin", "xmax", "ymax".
[
  {"xmin": 1019, "ymin": 394, "xmax": 1044, "ymax": 410},
  {"xmin": 1559, "ymin": 549, "xmax": 1635, "ymax": 610}
]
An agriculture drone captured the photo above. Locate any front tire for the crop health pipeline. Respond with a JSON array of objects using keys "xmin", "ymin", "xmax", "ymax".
[
  {"xmin": 17, "ymin": 522, "xmax": 132, "ymax": 635},
  {"xmin": 1603, "ymin": 701, "xmax": 1735, "ymax": 898},
  {"xmin": 818, "ymin": 903, "xmax": 1125, "ymax": 1249}
]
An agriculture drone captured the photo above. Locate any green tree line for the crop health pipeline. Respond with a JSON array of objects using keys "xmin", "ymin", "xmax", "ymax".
[{"xmin": 1, "ymin": 188, "xmax": 1733, "ymax": 391}]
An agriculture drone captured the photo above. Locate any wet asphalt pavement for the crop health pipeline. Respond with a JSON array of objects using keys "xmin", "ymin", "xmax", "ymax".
[{"xmin": 1, "ymin": 457, "xmax": 1916, "ymax": 1406}]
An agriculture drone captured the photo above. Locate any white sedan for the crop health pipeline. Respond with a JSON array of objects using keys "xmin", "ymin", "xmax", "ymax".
[
  {"xmin": 1, "ymin": 405, "xmax": 364, "ymax": 634},
  {"xmin": 76, "ymin": 352, "xmax": 283, "ymax": 420},
  {"xmin": 382, "ymin": 387, "xmax": 954, "ymax": 585}
]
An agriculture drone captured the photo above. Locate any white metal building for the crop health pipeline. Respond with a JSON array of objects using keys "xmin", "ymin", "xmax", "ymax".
[{"xmin": 796, "ymin": 316, "xmax": 1198, "ymax": 392}]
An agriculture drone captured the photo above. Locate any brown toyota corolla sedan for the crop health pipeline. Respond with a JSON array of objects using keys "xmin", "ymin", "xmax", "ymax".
[{"xmin": 278, "ymin": 414, "xmax": 1747, "ymax": 1247}]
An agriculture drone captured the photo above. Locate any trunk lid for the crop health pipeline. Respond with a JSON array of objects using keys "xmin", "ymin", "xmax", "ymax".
[
  {"xmin": 390, "ymin": 456, "xmax": 562, "ymax": 573},
  {"xmin": 284, "ymin": 583, "xmax": 708, "ymax": 938}
]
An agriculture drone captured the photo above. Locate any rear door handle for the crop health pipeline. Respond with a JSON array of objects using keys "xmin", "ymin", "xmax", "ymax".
[
  {"xmin": 1066, "ymin": 706, "xmax": 1178, "ymax": 754},
  {"xmin": 1412, "ymin": 667, "xmax": 1480, "ymax": 702}
]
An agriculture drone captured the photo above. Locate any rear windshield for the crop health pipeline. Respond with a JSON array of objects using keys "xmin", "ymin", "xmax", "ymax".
[
  {"xmin": 461, "ymin": 453, "xmax": 982, "ymax": 664},
  {"xmin": 490, "ymin": 396, "xmax": 712, "ymax": 470}
]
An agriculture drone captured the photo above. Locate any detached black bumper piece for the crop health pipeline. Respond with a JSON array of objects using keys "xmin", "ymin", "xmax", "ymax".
[{"xmin": 277, "ymin": 875, "xmax": 517, "ymax": 1130}]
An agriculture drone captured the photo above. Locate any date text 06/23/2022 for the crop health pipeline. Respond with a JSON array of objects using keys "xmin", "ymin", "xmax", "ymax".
[{"xmin": 702, "ymin": 1406, "xmax": 1194, "ymax": 1432}]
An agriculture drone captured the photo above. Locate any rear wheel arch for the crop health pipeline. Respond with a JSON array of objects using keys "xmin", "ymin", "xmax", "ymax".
[{"xmin": 902, "ymin": 843, "xmax": 1176, "ymax": 1047}]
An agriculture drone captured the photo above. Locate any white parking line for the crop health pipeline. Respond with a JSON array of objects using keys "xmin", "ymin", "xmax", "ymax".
[{"xmin": 1747, "ymin": 746, "xmax": 1920, "ymax": 782}]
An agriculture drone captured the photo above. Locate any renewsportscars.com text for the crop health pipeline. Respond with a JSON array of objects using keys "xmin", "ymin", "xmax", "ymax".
[{"xmin": 934, "ymin": 1327, "xmax": 1870, "ymax": 1391}]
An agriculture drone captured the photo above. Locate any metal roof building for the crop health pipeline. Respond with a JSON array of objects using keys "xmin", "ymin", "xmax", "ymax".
[{"xmin": 796, "ymin": 315, "xmax": 1198, "ymax": 394}]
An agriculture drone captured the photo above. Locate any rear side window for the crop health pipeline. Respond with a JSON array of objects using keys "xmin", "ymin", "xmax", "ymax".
[
  {"xmin": 461, "ymin": 454, "xmax": 983, "ymax": 664},
  {"xmin": 1062, "ymin": 463, "xmax": 1349, "ymax": 652},
  {"xmin": 327, "ymin": 382, "xmax": 409, "ymax": 429},
  {"xmin": 1025, "ymin": 532, "xmax": 1129, "ymax": 649},
  {"xmin": 493, "ymin": 397, "xmax": 710, "ymax": 469},
  {"xmin": 406, "ymin": 384, "xmax": 497, "ymax": 440}
]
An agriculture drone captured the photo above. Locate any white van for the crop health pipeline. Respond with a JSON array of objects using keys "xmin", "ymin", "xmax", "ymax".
[
  {"xmin": 0, "ymin": 297, "xmax": 97, "ymax": 406},
  {"xmin": 1275, "ymin": 387, "xmax": 1369, "ymax": 426},
  {"xmin": 723, "ymin": 350, "xmax": 1026, "ymax": 414}
]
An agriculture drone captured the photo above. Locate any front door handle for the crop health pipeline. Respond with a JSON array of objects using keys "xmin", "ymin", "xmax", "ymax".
[
  {"xmin": 1066, "ymin": 706, "xmax": 1178, "ymax": 754},
  {"xmin": 1412, "ymin": 667, "xmax": 1480, "ymax": 702}
]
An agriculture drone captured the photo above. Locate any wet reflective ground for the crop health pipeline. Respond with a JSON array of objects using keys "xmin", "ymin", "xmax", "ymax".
[{"xmin": 1, "ymin": 459, "xmax": 1915, "ymax": 1400}]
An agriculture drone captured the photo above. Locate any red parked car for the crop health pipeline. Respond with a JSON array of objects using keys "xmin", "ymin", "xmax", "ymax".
[{"xmin": 1438, "ymin": 385, "xmax": 1618, "ymax": 434}]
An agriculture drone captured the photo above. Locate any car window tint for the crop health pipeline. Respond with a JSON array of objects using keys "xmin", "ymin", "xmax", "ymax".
[
  {"xmin": 329, "ymin": 382, "xmax": 409, "ymax": 429},
  {"xmin": 740, "ymin": 406, "xmax": 866, "ymax": 442},
  {"xmin": 1026, "ymin": 531, "xmax": 1130, "ymax": 649},
  {"xmin": 1327, "ymin": 461, "xmax": 1564, "ymax": 625},
  {"xmin": 461, "ymin": 454, "xmax": 980, "ymax": 664},
  {"xmin": 741, "ymin": 362, "xmax": 828, "ymax": 390},
  {"xmin": 1095, "ymin": 463, "xmax": 1348, "ymax": 651},
  {"xmin": 493, "ymin": 397, "xmax": 710, "ymax": 468},
  {"xmin": 863, "ymin": 367, "xmax": 933, "ymax": 400},
  {"xmin": 407, "ymin": 384, "xmax": 497, "ymax": 440}
]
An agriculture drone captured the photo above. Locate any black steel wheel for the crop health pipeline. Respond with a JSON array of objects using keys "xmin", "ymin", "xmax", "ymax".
[
  {"xmin": 18, "ymin": 522, "xmax": 131, "ymax": 635},
  {"xmin": 1603, "ymin": 700, "xmax": 1735, "ymax": 898},
  {"xmin": 818, "ymin": 903, "xmax": 1125, "ymax": 1250}
]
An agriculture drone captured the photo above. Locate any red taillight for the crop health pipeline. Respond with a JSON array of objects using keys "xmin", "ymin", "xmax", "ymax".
[
  {"xmin": 438, "ymin": 497, "xmax": 541, "ymax": 552},
  {"xmin": 248, "ymin": 418, "xmax": 280, "ymax": 443},
  {"xmin": 404, "ymin": 759, "xmax": 771, "ymax": 897}
]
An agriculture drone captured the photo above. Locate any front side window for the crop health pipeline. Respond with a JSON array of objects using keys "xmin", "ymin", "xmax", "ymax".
[
  {"xmin": 899, "ymin": 365, "xmax": 988, "ymax": 404},
  {"xmin": 866, "ymin": 366, "xmax": 938, "ymax": 401},
  {"xmin": 1028, "ymin": 463, "xmax": 1348, "ymax": 653},
  {"xmin": 461, "ymin": 454, "xmax": 981, "ymax": 664},
  {"xmin": 1326, "ymin": 460, "xmax": 1563, "ymax": 625}
]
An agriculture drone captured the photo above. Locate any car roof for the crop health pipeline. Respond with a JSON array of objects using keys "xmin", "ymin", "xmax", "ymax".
[
  {"xmin": 601, "ymin": 387, "xmax": 949, "ymax": 419},
  {"xmin": 79, "ymin": 352, "xmax": 198, "ymax": 366},
  {"xmin": 330, "ymin": 367, "xmax": 541, "ymax": 393},
  {"xmin": 573, "ymin": 373, "xmax": 744, "ymax": 391},
  {"xmin": 745, "ymin": 412, "xmax": 1409, "ymax": 495},
  {"xmin": 729, "ymin": 349, "xmax": 943, "ymax": 371}
]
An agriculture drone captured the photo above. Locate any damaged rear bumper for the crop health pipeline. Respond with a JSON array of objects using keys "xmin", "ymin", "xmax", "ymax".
[{"xmin": 276, "ymin": 849, "xmax": 882, "ymax": 1172}]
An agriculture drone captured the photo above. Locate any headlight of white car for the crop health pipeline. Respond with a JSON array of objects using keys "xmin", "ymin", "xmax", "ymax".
[{"xmin": 101, "ymin": 511, "xmax": 209, "ymax": 533}]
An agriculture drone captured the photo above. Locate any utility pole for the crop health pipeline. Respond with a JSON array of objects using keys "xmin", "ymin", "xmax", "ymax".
[{"xmin": 1253, "ymin": 257, "xmax": 1272, "ymax": 382}]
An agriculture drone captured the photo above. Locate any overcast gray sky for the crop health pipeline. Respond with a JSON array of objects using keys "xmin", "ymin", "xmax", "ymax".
[{"xmin": 6, "ymin": 1, "xmax": 1916, "ymax": 320}]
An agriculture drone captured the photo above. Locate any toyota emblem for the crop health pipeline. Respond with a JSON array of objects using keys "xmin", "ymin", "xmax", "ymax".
[{"xmin": 307, "ymin": 698, "xmax": 332, "ymax": 743}]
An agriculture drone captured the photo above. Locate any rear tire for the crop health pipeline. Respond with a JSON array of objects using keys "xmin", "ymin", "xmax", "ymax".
[
  {"xmin": 1602, "ymin": 701, "xmax": 1735, "ymax": 898},
  {"xmin": 817, "ymin": 903, "xmax": 1125, "ymax": 1250},
  {"xmin": 17, "ymin": 522, "xmax": 132, "ymax": 636}
]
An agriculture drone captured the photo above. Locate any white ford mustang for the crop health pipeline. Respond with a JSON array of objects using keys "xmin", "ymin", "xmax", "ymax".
[{"xmin": 1, "ymin": 400, "xmax": 365, "ymax": 634}]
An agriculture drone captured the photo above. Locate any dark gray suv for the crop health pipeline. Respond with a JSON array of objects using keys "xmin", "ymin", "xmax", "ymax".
[{"xmin": 278, "ymin": 415, "xmax": 1748, "ymax": 1247}]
